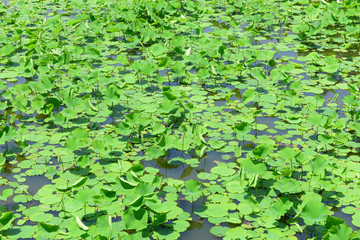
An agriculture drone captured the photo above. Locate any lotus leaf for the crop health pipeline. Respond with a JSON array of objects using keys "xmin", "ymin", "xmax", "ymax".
[
  {"xmin": 224, "ymin": 227, "xmax": 247, "ymax": 240},
  {"xmin": 300, "ymin": 199, "xmax": 330, "ymax": 225},
  {"xmin": 205, "ymin": 204, "xmax": 228, "ymax": 218},
  {"xmin": 4, "ymin": 225, "xmax": 35, "ymax": 239},
  {"xmin": 241, "ymin": 158, "xmax": 266, "ymax": 175},
  {"xmin": 182, "ymin": 179, "xmax": 202, "ymax": 202},
  {"xmin": 211, "ymin": 165, "xmax": 236, "ymax": 177},
  {"xmin": 123, "ymin": 208, "xmax": 148, "ymax": 231},
  {"xmin": 273, "ymin": 178, "xmax": 302, "ymax": 194}
]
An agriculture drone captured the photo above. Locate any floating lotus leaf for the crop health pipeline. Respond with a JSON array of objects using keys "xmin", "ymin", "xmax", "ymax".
[
  {"xmin": 197, "ymin": 172, "xmax": 218, "ymax": 181},
  {"xmin": 210, "ymin": 226, "xmax": 230, "ymax": 237},
  {"xmin": 211, "ymin": 165, "xmax": 236, "ymax": 177},
  {"xmin": 205, "ymin": 204, "xmax": 228, "ymax": 218},
  {"xmin": 4, "ymin": 225, "xmax": 35, "ymax": 239},
  {"xmin": 226, "ymin": 181, "xmax": 245, "ymax": 194},
  {"xmin": 39, "ymin": 194, "xmax": 62, "ymax": 205},
  {"xmin": 352, "ymin": 212, "xmax": 360, "ymax": 227},
  {"xmin": 224, "ymin": 227, "xmax": 247, "ymax": 240}
]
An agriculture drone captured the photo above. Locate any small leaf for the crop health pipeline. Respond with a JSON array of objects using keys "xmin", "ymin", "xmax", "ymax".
[
  {"xmin": 242, "ymin": 89, "xmax": 256, "ymax": 104},
  {"xmin": 38, "ymin": 222, "xmax": 59, "ymax": 233},
  {"xmin": 129, "ymin": 195, "xmax": 144, "ymax": 208},
  {"xmin": 72, "ymin": 177, "xmax": 88, "ymax": 190},
  {"xmin": 118, "ymin": 177, "xmax": 138, "ymax": 189},
  {"xmin": 0, "ymin": 212, "xmax": 14, "ymax": 228},
  {"xmin": 0, "ymin": 44, "xmax": 16, "ymax": 56}
]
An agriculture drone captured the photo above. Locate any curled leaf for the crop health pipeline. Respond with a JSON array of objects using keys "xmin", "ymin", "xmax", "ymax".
[{"xmin": 76, "ymin": 216, "xmax": 89, "ymax": 231}]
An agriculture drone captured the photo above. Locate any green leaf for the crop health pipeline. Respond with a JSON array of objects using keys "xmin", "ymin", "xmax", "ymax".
[
  {"xmin": 95, "ymin": 215, "xmax": 112, "ymax": 237},
  {"xmin": 273, "ymin": 177, "xmax": 302, "ymax": 194},
  {"xmin": 72, "ymin": 176, "xmax": 88, "ymax": 190},
  {"xmin": 300, "ymin": 199, "xmax": 330, "ymax": 225},
  {"xmin": 64, "ymin": 198, "xmax": 83, "ymax": 213},
  {"xmin": 183, "ymin": 179, "xmax": 202, "ymax": 202},
  {"xmin": 129, "ymin": 195, "xmax": 144, "ymax": 208},
  {"xmin": 150, "ymin": 122, "xmax": 166, "ymax": 135},
  {"xmin": 93, "ymin": 139, "xmax": 105, "ymax": 152},
  {"xmin": 85, "ymin": 46, "xmax": 100, "ymax": 58},
  {"xmin": 75, "ymin": 188, "xmax": 94, "ymax": 203},
  {"xmin": 118, "ymin": 177, "xmax": 138, "ymax": 190},
  {"xmin": 139, "ymin": 61, "xmax": 155, "ymax": 75},
  {"xmin": 146, "ymin": 146, "xmax": 165, "ymax": 158},
  {"xmin": 241, "ymin": 158, "xmax": 266, "ymax": 175},
  {"xmin": 172, "ymin": 220, "xmax": 190, "ymax": 232},
  {"xmin": 205, "ymin": 204, "xmax": 228, "ymax": 218},
  {"xmin": 158, "ymin": 57, "xmax": 171, "ymax": 68},
  {"xmin": 307, "ymin": 113, "xmax": 326, "ymax": 126},
  {"xmin": 225, "ymin": 227, "xmax": 247, "ymax": 239},
  {"xmin": 4, "ymin": 225, "xmax": 35, "ymax": 239},
  {"xmin": 279, "ymin": 147, "xmax": 297, "ymax": 161},
  {"xmin": 271, "ymin": 197, "xmax": 293, "ymax": 219},
  {"xmin": 208, "ymin": 139, "xmax": 226, "ymax": 150},
  {"xmin": 101, "ymin": 187, "xmax": 116, "ymax": 198},
  {"xmin": 324, "ymin": 223, "xmax": 352, "ymax": 240},
  {"xmin": 242, "ymin": 88, "xmax": 256, "ymax": 104},
  {"xmin": 0, "ymin": 188, "xmax": 13, "ymax": 201},
  {"xmin": 39, "ymin": 194, "xmax": 62, "ymax": 205},
  {"xmin": 312, "ymin": 155, "xmax": 327, "ymax": 175},
  {"xmin": 159, "ymin": 100, "xmax": 176, "ymax": 113},
  {"xmin": 163, "ymin": 91, "xmax": 177, "ymax": 101},
  {"xmin": 211, "ymin": 165, "xmax": 235, "ymax": 177},
  {"xmin": 150, "ymin": 43, "xmax": 166, "ymax": 56},
  {"xmin": 123, "ymin": 208, "xmax": 148, "ymax": 231},
  {"xmin": 234, "ymin": 122, "xmax": 251, "ymax": 137},
  {"xmin": 115, "ymin": 121, "xmax": 132, "ymax": 135},
  {"xmin": 38, "ymin": 222, "xmax": 59, "ymax": 233},
  {"xmin": 195, "ymin": 143, "xmax": 207, "ymax": 158},
  {"xmin": 0, "ymin": 212, "xmax": 15, "ymax": 229},
  {"xmin": 252, "ymin": 144, "xmax": 273, "ymax": 158},
  {"xmin": 0, "ymin": 44, "xmax": 16, "ymax": 56},
  {"xmin": 251, "ymin": 68, "xmax": 266, "ymax": 81}
]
